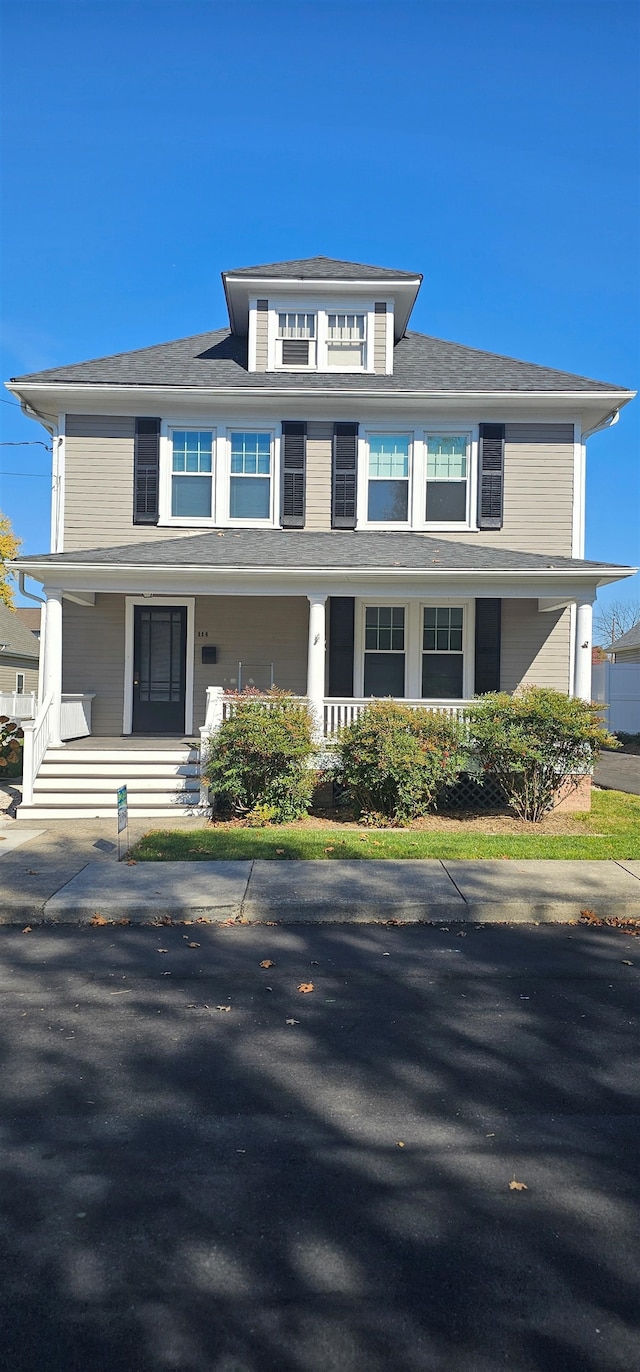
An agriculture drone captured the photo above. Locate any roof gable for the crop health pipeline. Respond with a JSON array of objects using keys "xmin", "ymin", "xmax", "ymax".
[
  {"xmin": 0, "ymin": 601, "xmax": 40, "ymax": 659},
  {"xmin": 223, "ymin": 256, "xmax": 421, "ymax": 282}
]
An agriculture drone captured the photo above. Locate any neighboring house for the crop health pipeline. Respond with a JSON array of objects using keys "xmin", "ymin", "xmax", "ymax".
[
  {"xmin": 607, "ymin": 622, "xmax": 640, "ymax": 664},
  {"xmin": 6, "ymin": 255, "xmax": 637, "ymax": 817},
  {"xmin": 15, "ymin": 606, "xmax": 41, "ymax": 641},
  {"xmin": 0, "ymin": 600, "xmax": 39, "ymax": 713}
]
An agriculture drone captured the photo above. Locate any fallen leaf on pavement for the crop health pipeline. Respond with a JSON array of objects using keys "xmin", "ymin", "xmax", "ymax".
[
  {"xmin": 216, "ymin": 1005, "xmax": 231, "ymax": 1012},
  {"xmin": 157, "ymin": 948, "xmax": 169, "ymax": 954},
  {"xmin": 126, "ymin": 860, "xmax": 137, "ymax": 866},
  {"xmin": 298, "ymin": 983, "xmax": 314, "ymax": 993},
  {"xmin": 286, "ymin": 1018, "xmax": 300, "ymax": 1025},
  {"xmin": 622, "ymin": 960, "xmax": 633, "ymax": 966},
  {"xmin": 260, "ymin": 959, "xmax": 275, "ymax": 968},
  {"xmin": 22, "ymin": 926, "xmax": 32, "ymax": 934},
  {"xmin": 457, "ymin": 931, "xmax": 467, "ymax": 938},
  {"xmin": 396, "ymin": 1141, "xmax": 405, "ymax": 1148},
  {"xmin": 90, "ymin": 914, "xmax": 107, "ymax": 926},
  {"xmin": 25, "ymin": 870, "xmax": 39, "ymax": 875},
  {"xmin": 187, "ymin": 942, "xmax": 201, "ymax": 949},
  {"xmin": 265, "ymin": 921, "xmax": 278, "ymax": 926},
  {"xmin": 509, "ymin": 1179, "xmax": 528, "ymax": 1191}
]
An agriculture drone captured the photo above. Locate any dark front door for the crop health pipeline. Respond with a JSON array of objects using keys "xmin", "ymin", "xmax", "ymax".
[{"xmin": 133, "ymin": 605, "xmax": 187, "ymax": 734}]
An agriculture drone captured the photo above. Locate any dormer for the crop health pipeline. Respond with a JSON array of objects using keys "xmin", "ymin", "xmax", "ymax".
[{"xmin": 222, "ymin": 256, "xmax": 422, "ymax": 376}]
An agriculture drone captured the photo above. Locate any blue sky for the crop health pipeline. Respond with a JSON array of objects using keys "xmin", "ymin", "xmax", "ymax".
[{"xmin": 1, "ymin": 0, "xmax": 638, "ymax": 621}]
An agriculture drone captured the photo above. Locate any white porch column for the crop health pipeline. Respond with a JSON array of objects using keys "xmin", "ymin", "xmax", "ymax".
[
  {"xmin": 306, "ymin": 593, "xmax": 327, "ymax": 740},
  {"xmin": 43, "ymin": 588, "xmax": 63, "ymax": 746},
  {"xmin": 574, "ymin": 599, "xmax": 593, "ymax": 701}
]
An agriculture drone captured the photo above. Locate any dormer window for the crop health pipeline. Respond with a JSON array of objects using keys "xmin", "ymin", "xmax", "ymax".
[
  {"xmin": 327, "ymin": 313, "xmax": 366, "ymax": 369},
  {"xmin": 277, "ymin": 312, "xmax": 316, "ymax": 367}
]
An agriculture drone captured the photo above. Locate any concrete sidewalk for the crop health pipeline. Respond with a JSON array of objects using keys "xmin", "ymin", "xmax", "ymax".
[{"xmin": 1, "ymin": 813, "xmax": 639, "ymax": 922}]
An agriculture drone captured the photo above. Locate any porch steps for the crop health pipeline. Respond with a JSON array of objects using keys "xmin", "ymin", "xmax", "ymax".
[{"xmin": 17, "ymin": 744, "xmax": 203, "ymax": 821}]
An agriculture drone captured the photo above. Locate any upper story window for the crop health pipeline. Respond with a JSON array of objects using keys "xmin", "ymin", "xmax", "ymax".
[
  {"xmin": 171, "ymin": 430, "xmax": 213, "ymax": 518},
  {"xmin": 229, "ymin": 431, "xmax": 272, "ymax": 520},
  {"xmin": 367, "ymin": 435, "xmax": 410, "ymax": 522},
  {"xmin": 327, "ymin": 313, "xmax": 366, "ymax": 369},
  {"xmin": 277, "ymin": 313, "xmax": 316, "ymax": 368},
  {"xmin": 426, "ymin": 435, "xmax": 468, "ymax": 523}
]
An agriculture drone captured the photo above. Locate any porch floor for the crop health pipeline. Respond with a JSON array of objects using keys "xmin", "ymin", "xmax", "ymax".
[{"xmin": 62, "ymin": 736, "xmax": 199, "ymax": 750}]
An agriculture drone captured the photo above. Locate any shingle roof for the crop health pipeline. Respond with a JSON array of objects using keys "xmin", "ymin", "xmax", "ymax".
[
  {"xmin": 223, "ymin": 256, "xmax": 420, "ymax": 281},
  {"xmin": 608, "ymin": 621, "xmax": 640, "ymax": 652},
  {"xmin": 15, "ymin": 530, "xmax": 628, "ymax": 574},
  {"xmin": 10, "ymin": 327, "xmax": 625, "ymax": 393},
  {"xmin": 0, "ymin": 601, "xmax": 40, "ymax": 659},
  {"xmin": 15, "ymin": 607, "xmax": 41, "ymax": 634}
]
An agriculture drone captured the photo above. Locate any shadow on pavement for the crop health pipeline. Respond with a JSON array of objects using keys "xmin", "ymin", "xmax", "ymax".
[{"xmin": 0, "ymin": 923, "xmax": 637, "ymax": 1371}]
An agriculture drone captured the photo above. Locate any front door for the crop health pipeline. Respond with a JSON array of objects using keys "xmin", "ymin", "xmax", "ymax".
[{"xmin": 132, "ymin": 605, "xmax": 187, "ymax": 734}]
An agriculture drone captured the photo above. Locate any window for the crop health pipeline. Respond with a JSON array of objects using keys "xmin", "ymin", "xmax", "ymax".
[
  {"xmin": 16, "ymin": 672, "xmax": 25, "ymax": 694},
  {"xmin": 230, "ymin": 432, "xmax": 272, "ymax": 519},
  {"xmin": 171, "ymin": 431, "xmax": 212, "ymax": 518},
  {"xmin": 327, "ymin": 313, "xmax": 365, "ymax": 368},
  {"xmin": 277, "ymin": 312, "xmax": 316, "ymax": 367},
  {"xmin": 422, "ymin": 606, "xmax": 464, "ymax": 698},
  {"xmin": 364, "ymin": 606, "xmax": 405, "ymax": 696},
  {"xmin": 367, "ymin": 435, "xmax": 410, "ymax": 522},
  {"xmin": 426, "ymin": 435, "xmax": 468, "ymax": 523}
]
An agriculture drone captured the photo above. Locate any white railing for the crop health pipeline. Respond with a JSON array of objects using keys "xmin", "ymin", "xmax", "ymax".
[
  {"xmin": 0, "ymin": 691, "xmax": 37, "ymax": 720},
  {"xmin": 20, "ymin": 690, "xmax": 54, "ymax": 806},
  {"xmin": 323, "ymin": 697, "xmax": 474, "ymax": 737}
]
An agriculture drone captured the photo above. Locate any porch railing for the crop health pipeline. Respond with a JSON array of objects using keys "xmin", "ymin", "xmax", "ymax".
[
  {"xmin": 20, "ymin": 690, "xmax": 54, "ymax": 806},
  {"xmin": 202, "ymin": 687, "xmax": 474, "ymax": 742},
  {"xmin": 0, "ymin": 691, "xmax": 37, "ymax": 720}
]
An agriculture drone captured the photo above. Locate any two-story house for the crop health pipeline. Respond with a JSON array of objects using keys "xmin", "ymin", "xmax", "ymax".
[{"xmin": 7, "ymin": 256, "xmax": 636, "ymax": 818}]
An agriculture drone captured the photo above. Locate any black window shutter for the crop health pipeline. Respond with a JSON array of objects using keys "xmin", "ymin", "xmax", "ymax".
[
  {"xmin": 328, "ymin": 597, "xmax": 355, "ymax": 697},
  {"xmin": 332, "ymin": 422, "xmax": 358, "ymax": 528},
  {"xmin": 474, "ymin": 598, "xmax": 501, "ymax": 694},
  {"xmin": 281, "ymin": 421, "xmax": 306, "ymax": 527},
  {"xmin": 478, "ymin": 424, "xmax": 505, "ymax": 529},
  {"xmin": 133, "ymin": 418, "xmax": 160, "ymax": 524}
]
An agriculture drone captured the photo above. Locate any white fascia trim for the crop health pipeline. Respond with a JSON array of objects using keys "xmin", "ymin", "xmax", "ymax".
[
  {"xmin": 13, "ymin": 562, "xmax": 637, "ymax": 585},
  {"xmin": 9, "ymin": 383, "xmax": 637, "ymax": 404},
  {"xmin": 123, "ymin": 596, "xmax": 195, "ymax": 736}
]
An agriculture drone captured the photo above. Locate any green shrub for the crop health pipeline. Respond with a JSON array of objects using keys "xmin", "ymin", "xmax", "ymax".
[
  {"xmin": 0, "ymin": 716, "xmax": 23, "ymax": 778},
  {"xmin": 335, "ymin": 701, "xmax": 467, "ymax": 824},
  {"xmin": 204, "ymin": 690, "xmax": 315, "ymax": 824},
  {"xmin": 467, "ymin": 687, "xmax": 616, "ymax": 822}
]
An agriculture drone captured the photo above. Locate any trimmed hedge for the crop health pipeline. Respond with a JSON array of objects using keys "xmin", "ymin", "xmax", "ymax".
[
  {"xmin": 335, "ymin": 700, "xmax": 467, "ymax": 825},
  {"xmin": 204, "ymin": 690, "xmax": 315, "ymax": 824}
]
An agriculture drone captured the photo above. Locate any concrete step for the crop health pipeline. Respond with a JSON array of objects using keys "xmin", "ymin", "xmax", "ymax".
[
  {"xmin": 38, "ymin": 763, "xmax": 200, "ymax": 781},
  {"xmin": 34, "ymin": 776, "xmax": 200, "ymax": 794},
  {"xmin": 27, "ymin": 789, "xmax": 200, "ymax": 809},
  {"xmin": 45, "ymin": 748, "xmax": 199, "ymax": 765},
  {"xmin": 17, "ymin": 805, "xmax": 202, "ymax": 820}
]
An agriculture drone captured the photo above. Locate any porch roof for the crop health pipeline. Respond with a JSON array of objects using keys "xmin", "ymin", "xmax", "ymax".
[{"xmin": 14, "ymin": 530, "xmax": 633, "ymax": 578}]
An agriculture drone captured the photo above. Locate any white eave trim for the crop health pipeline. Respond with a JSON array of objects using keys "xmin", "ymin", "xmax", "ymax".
[
  {"xmin": 11, "ymin": 560, "xmax": 637, "ymax": 581},
  {"xmin": 7, "ymin": 382, "xmax": 635, "ymax": 403}
]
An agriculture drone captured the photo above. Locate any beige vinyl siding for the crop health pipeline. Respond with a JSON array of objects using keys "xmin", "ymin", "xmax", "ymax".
[
  {"xmin": 255, "ymin": 305, "xmax": 269, "ymax": 371},
  {"xmin": 468, "ymin": 423, "xmax": 575, "ymax": 555},
  {"xmin": 193, "ymin": 596, "xmax": 308, "ymax": 724},
  {"xmin": 500, "ymin": 600, "xmax": 571, "ymax": 694},
  {"xmin": 0, "ymin": 663, "xmax": 38, "ymax": 693},
  {"xmin": 304, "ymin": 421, "xmax": 333, "ymax": 531},
  {"xmin": 62, "ymin": 594, "xmax": 125, "ymax": 735},
  {"xmin": 373, "ymin": 311, "xmax": 387, "ymax": 373},
  {"xmin": 64, "ymin": 416, "xmax": 195, "ymax": 551}
]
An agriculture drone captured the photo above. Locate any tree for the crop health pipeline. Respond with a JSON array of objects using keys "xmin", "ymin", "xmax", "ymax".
[
  {"xmin": 594, "ymin": 598, "xmax": 640, "ymax": 649},
  {"xmin": 0, "ymin": 513, "xmax": 21, "ymax": 609}
]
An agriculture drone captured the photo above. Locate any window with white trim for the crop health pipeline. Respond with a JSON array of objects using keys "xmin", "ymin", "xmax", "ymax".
[
  {"xmin": 171, "ymin": 431, "xmax": 213, "ymax": 518},
  {"xmin": 16, "ymin": 672, "xmax": 25, "ymax": 694},
  {"xmin": 327, "ymin": 312, "xmax": 366, "ymax": 369},
  {"xmin": 277, "ymin": 312, "xmax": 316, "ymax": 367},
  {"xmin": 229, "ymin": 432, "xmax": 272, "ymax": 520},
  {"xmin": 425, "ymin": 434, "xmax": 469, "ymax": 523},
  {"xmin": 422, "ymin": 606, "xmax": 464, "ymax": 698},
  {"xmin": 364, "ymin": 606, "xmax": 405, "ymax": 696},
  {"xmin": 367, "ymin": 435, "xmax": 410, "ymax": 522}
]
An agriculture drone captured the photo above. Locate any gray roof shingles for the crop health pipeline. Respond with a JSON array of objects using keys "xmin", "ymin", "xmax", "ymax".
[
  {"xmin": 0, "ymin": 601, "xmax": 40, "ymax": 659},
  {"xmin": 10, "ymin": 327, "xmax": 625, "ymax": 393},
  {"xmin": 609, "ymin": 622, "xmax": 640, "ymax": 651},
  {"xmin": 16, "ymin": 530, "xmax": 626, "ymax": 573},
  {"xmin": 223, "ymin": 256, "xmax": 420, "ymax": 281}
]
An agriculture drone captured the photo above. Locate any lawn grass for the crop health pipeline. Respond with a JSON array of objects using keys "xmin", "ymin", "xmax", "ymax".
[{"xmin": 130, "ymin": 789, "xmax": 640, "ymax": 862}]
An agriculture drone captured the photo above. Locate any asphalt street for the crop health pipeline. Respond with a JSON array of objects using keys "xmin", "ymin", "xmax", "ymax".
[{"xmin": 0, "ymin": 923, "xmax": 638, "ymax": 1372}]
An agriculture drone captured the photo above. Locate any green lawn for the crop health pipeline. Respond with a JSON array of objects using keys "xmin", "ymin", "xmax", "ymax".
[{"xmin": 130, "ymin": 789, "xmax": 640, "ymax": 862}]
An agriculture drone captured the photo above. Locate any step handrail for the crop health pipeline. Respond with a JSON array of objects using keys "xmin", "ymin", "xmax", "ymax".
[{"xmin": 20, "ymin": 690, "xmax": 54, "ymax": 807}]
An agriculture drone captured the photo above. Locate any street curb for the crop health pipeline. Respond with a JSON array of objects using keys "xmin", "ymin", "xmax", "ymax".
[{"xmin": 2, "ymin": 903, "xmax": 640, "ymax": 927}]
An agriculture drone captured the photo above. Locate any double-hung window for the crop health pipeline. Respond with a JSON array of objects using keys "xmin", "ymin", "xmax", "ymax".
[
  {"xmin": 171, "ymin": 431, "xmax": 213, "ymax": 518},
  {"xmin": 425, "ymin": 434, "xmax": 469, "ymax": 523},
  {"xmin": 277, "ymin": 313, "xmax": 316, "ymax": 367},
  {"xmin": 367, "ymin": 435, "xmax": 410, "ymax": 522},
  {"xmin": 229, "ymin": 432, "xmax": 272, "ymax": 520},
  {"xmin": 364, "ymin": 606, "xmax": 406, "ymax": 697},
  {"xmin": 327, "ymin": 313, "xmax": 366, "ymax": 368},
  {"xmin": 16, "ymin": 672, "xmax": 25, "ymax": 694},
  {"xmin": 422, "ymin": 606, "xmax": 464, "ymax": 698}
]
